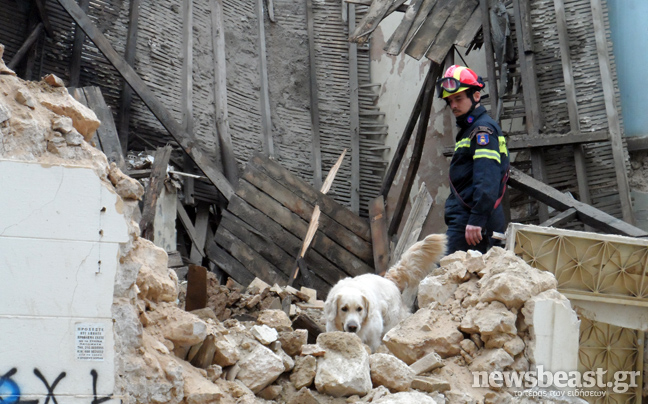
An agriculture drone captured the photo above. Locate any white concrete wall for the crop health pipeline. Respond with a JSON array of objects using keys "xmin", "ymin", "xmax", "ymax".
[{"xmin": 0, "ymin": 160, "xmax": 126, "ymax": 403}]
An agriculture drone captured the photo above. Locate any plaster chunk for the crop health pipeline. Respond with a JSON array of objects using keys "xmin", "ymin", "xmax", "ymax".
[
  {"xmin": 257, "ymin": 309, "xmax": 293, "ymax": 332},
  {"xmin": 478, "ymin": 249, "xmax": 557, "ymax": 309},
  {"xmin": 314, "ymin": 332, "xmax": 372, "ymax": 397},
  {"xmin": 290, "ymin": 355, "xmax": 317, "ymax": 389},
  {"xmin": 251, "ymin": 324, "xmax": 278, "ymax": 345},
  {"xmin": 40, "ymin": 92, "xmax": 100, "ymax": 140},
  {"xmin": 235, "ymin": 344, "xmax": 284, "ymax": 393},
  {"xmin": 108, "ymin": 163, "xmax": 144, "ymax": 200},
  {"xmin": 409, "ymin": 351, "xmax": 444, "ymax": 375},
  {"xmin": 212, "ymin": 335, "xmax": 240, "ymax": 367},
  {"xmin": 134, "ymin": 239, "xmax": 177, "ymax": 303},
  {"xmin": 43, "ymin": 73, "xmax": 65, "ymax": 87},
  {"xmin": 410, "ymin": 375, "xmax": 451, "ymax": 393},
  {"xmin": 52, "ymin": 115, "xmax": 74, "ymax": 133},
  {"xmin": 469, "ymin": 348, "xmax": 514, "ymax": 373},
  {"xmin": 461, "ymin": 301, "xmax": 517, "ymax": 336},
  {"xmin": 279, "ymin": 329, "xmax": 308, "ymax": 356},
  {"xmin": 65, "ymin": 130, "xmax": 84, "ymax": 146},
  {"xmin": 15, "ymin": 88, "xmax": 35, "ymax": 108},
  {"xmin": 372, "ymin": 391, "xmax": 440, "ymax": 404},
  {"xmin": 419, "ymin": 275, "xmax": 457, "ymax": 306},
  {"xmin": 383, "ymin": 306, "xmax": 463, "ymax": 364},
  {"xmin": 162, "ymin": 315, "xmax": 208, "ymax": 347},
  {"xmin": 370, "ymin": 353, "xmax": 414, "ymax": 392}
]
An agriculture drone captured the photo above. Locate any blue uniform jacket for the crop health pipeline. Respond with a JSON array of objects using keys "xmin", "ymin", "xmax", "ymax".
[{"xmin": 445, "ymin": 105, "xmax": 509, "ymax": 230}]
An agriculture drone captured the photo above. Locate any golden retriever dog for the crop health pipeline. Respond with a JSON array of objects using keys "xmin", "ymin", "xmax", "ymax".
[{"xmin": 324, "ymin": 234, "xmax": 447, "ymax": 352}]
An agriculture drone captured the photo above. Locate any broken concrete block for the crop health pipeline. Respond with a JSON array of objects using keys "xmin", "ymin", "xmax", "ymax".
[
  {"xmin": 460, "ymin": 301, "xmax": 517, "ymax": 336},
  {"xmin": 301, "ymin": 344, "xmax": 325, "ymax": 357},
  {"xmin": 279, "ymin": 329, "xmax": 308, "ymax": 357},
  {"xmin": 65, "ymin": 130, "xmax": 84, "ymax": 146},
  {"xmin": 314, "ymin": 332, "xmax": 371, "ymax": 397},
  {"xmin": 369, "ymin": 353, "xmax": 414, "ymax": 392},
  {"xmin": 235, "ymin": 344, "xmax": 284, "ymax": 393},
  {"xmin": 290, "ymin": 355, "xmax": 317, "ymax": 389},
  {"xmin": 409, "ymin": 351, "xmax": 443, "ymax": 375},
  {"xmin": 40, "ymin": 93, "xmax": 100, "ymax": 140},
  {"xmin": 287, "ymin": 387, "xmax": 320, "ymax": 404},
  {"xmin": 108, "ymin": 163, "xmax": 144, "ymax": 200},
  {"xmin": 257, "ymin": 309, "xmax": 292, "ymax": 332},
  {"xmin": 372, "ymin": 391, "xmax": 440, "ymax": 404},
  {"xmin": 418, "ymin": 275, "xmax": 457, "ymax": 307},
  {"xmin": 410, "ymin": 375, "xmax": 451, "ymax": 393},
  {"xmin": 247, "ymin": 277, "xmax": 271, "ymax": 294},
  {"xmin": 383, "ymin": 306, "xmax": 463, "ymax": 364},
  {"xmin": 43, "ymin": 74, "xmax": 65, "ymax": 87},
  {"xmin": 212, "ymin": 335, "xmax": 240, "ymax": 367},
  {"xmin": 300, "ymin": 286, "xmax": 317, "ymax": 302},
  {"xmin": 469, "ymin": 348, "xmax": 514, "ymax": 373},
  {"xmin": 251, "ymin": 324, "xmax": 278, "ymax": 345},
  {"xmin": 15, "ymin": 89, "xmax": 35, "ymax": 108}
]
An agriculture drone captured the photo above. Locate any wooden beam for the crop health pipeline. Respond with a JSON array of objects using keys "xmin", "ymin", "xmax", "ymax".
[
  {"xmin": 140, "ymin": 146, "xmax": 172, "ymax": 241},
  {"xmin": 388, "ymin": 62, "xmax": 441, "ymax": 236},
  {"xmin": 182, "ymin": 0, "xmax": 195, "ymax": 206},
  {"xmin": 539, "ymin": 207, "xmax": 577, "ymax": 228},
  {"xmin": 56, "ymin": 0, "xmax": 235, "ymax": 201},
  {"xmin": 590, "ymin": 0, "xmax": 634, "ymax": 225},
  {"xmin": 508, "ymin": 167, "xmax": 647, "ymax": 237},
  {"xmin": 405, "ymin": 0, "xmax": 453, "ymax": 60},
  {"xmin": 7, "ymin": 23, "xmax": 43, "ymax": 70},
  {"xmin": 185, "ymin": 264, "xmax": 207, "ymax": 311},
  {"xmin": 257, "ymin": 0, "xmax": 274, "ymax": 157},
  {"xmin": 32, "ymin": 0, "xmax": 54, "ymax": 37},
  {"xmin": 117, "ymin": 0, "xmax": 141, "ymax": 155},
  {"xmin": 68, "ymin": 0, "xmax": 89, "ymax": 87},
  {"xmin": 189, "ymin": 204, "xmax": 210, "ymax": 264},
  {"xmin": 306, "ymin": 0, "xmax": 322, "ymax": 189},
  {"xmin": 480, "ymin": 0, "xmax": 499, "ymax": 120},
  {"xmin": 211, "ymin": 0, "xmax": 238, "ymax": 185},
  {"xmin": 384, "ymin": 0, "xmax": 424, "ymax": 56},
  {"xmin": 82, "ymin": 86, "xmax": 125, "ymax": 169},
  {"xmin": 626, "ymin": 136, "xmax": 648, "ymax": 152},
  {"xmin": 349, "ymin": 0, "xmax": 396, "ymax": 44},
  {"xmin": 530, "ymin": 148, "xmax": 549, "ymax": 223},
  {"xmin": 177, "ymin": 199, "xmax": 204, "ymax": 259},
  {"xmin": 369, "ymin": 196, "xmax": 389, "ymax": 276},
  {"xmin": 553, "ymin": 0, "xmax": 591, "ymax": 212},
  {"xmin": 425, "ymin": 0, "xmax": 479, "ymax": 64},
  {"xmin": 349, "ymin": 3, "xmax": 360, "ymax": 214},
  {"xmin": 206, "ymin": 240, "xmax": 256, "ymax": 286}
]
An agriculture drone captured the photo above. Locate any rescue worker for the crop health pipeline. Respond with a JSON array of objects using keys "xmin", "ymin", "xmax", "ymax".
[{"xmin": 438, "ymin": 65, "xmax": 509, "ymax": 254}]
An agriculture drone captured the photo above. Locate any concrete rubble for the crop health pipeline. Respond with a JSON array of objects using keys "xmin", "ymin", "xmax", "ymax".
[{"xmin": 0, "ymin": 48, "xmax": 590, "ymax": 404}]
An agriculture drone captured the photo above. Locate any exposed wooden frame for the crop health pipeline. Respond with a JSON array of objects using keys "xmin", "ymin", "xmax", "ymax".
[
  {"xmin": 141, "ymin": 145, "xmax": 173, "ymax": 241},
  {"xmin": 390, "ymin": 182, "xmax": 433, "ymax": 266},
  {"xmin": 56, "ymin": 0, "xmax": 234, "ymax": 201},
  {"xmin": 257, "ymin": 0, "xmax": 274, "ymax": 157},
  {"xmin": 349, "ymin": 3, "xmax": 360, "ymax": 214},
  {"xmin": 539, "ymin": 207, "xmax": 577, "ymax": 228},
  {"xmin": 182, "ymin": 0, "xmax": 195, "ymax": 206},
  {"xmin": 7, "ymin": 22, "xmax": 43, "ymax": 70},
  {"xmin": 32, "ymin": 0, "xmax": 54, "ymax": 37},
  {"xmin": 211, "ymin": 0, "xmax": 238, "ymax": 185},
  {"xmin": 68, "ymin": 0, "xmax": 89, "ymax": 87},
  {"xmin": 480, "ymin": 0, "xmax": 499, "ymax": 120},
  {"xmin": 306, "ymin": 0, "xmax": 323, "ymax": 189},
  {"xmin": 508, "ymin": 168, "xmax": 647, "ymax": 237},
  {"xmin": 82, "ymin": 86, "xmax": 125, "ymax": 169},
  {"xmin": 117, "ymin": 0, "xmax": 141, "ymax": 155},
  {"xmin": 189, "ymin": 203, "xmax": 210, "ymax": 264},
  {"xmin": 590, "ymin": 0, "xmax": 634, "ymax": 225}
]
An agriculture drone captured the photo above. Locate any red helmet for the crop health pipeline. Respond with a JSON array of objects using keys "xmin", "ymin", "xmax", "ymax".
[{"xmin": 437, "ymin": 65, "xmax": 485, "ymax": 98}]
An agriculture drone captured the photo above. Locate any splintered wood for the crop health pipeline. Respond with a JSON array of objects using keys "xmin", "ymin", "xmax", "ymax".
[{"xmin": 208, "ymin": 154, "xmax": 374, "ymax": 294}]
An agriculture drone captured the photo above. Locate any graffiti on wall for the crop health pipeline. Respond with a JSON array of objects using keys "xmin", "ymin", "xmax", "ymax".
[{"xmin": 0, "ymin": 368, "xmax": 111, "ymax": 404}]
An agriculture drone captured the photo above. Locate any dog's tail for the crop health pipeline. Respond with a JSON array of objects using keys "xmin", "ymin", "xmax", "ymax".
[{"xmin": 384, "ymin": 233, "xmax": 447, "ymax": 292}]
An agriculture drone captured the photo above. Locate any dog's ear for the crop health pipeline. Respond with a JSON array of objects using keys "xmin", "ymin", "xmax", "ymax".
[
  {"xmin": 361, "ymin": 294, "xmax": 370, "ymax": 324},
  {"xmin": 324, "ymin": 294, "xmax": 339, "ymax": 325}
]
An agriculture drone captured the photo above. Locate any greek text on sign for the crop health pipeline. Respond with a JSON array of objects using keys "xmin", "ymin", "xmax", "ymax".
[{"xmin": 75, "ymin": 323, "xmax": 106, "ymax": 361}]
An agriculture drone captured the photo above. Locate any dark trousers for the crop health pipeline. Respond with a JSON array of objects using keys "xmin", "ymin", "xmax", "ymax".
[{"xmin": 445, "ymin": 201, "xmax": 505, "ymax": 255}]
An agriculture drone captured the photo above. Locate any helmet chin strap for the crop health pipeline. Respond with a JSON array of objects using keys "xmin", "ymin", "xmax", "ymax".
[{"xmin": 455, "ymin": 90, "xmax": 480, "ymax": 128}]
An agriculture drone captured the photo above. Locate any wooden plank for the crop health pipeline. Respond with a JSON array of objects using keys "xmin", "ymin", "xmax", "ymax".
[
  {"xmin": 480, "ymin": 0, "xmax": 499, "ymax": 120},
  {"xmin": 205, "ymin": 240, "xmax": 256, "ymax": 286},
  {"xmin": 539, "ymin": 207, "xmax": 577, "ymax": 228},
  {"xmin": 140, "ymin": 146, "xmax": 172, "ymax": 241},
  {"xmin": 399, "ymin": 0, "xmax": 438, "ymax": 54},
  {"xmin": 512, "ymin": 0, "xmax": 542, "ymax": 134},
  {"xmin": 181, "ymin": 0, "xmax": 195, "ymax": 206},
  {"xmin": 425, "ymin": 0, "xmax": 478, "ymax": 63},
  {"xmin": 405, "ymin": 0, "xmax": 453, "ymax": 60},
  {"xmin": 215, "ymin": 226, "xmax": 287, "ymax": 285},
  {"xmin": 56, "ymin": 0, "xmax": 235, "ymax": 201},
  {"xmin": 177, "ymin": 199, "xmax": 204, "ymax": 260},
  {"xmin": 349, "ymin": 4, "xmax": 360, "ymax": 214},
  {"xmin": 455, "ymin": 7, "xmax": 481, "ymax": 48},
  {"xmin": 226, "ymin": 196, "xmax": 346, "ymax": 286},
  {"xmin": 384, "ymin": 0, "xmax": 424, "ymax": 56},
  {"xmin": 7, "ymin": 23, "xmax": 43, "ymax": 71},
  {"xmin": 349, "ymin": 0, "xmax": 393, "ymax": 44},
  {"xmin": 257, "ymin": 0, "xmax": 274, "ymax": 157},
  {"xmin": 249, "ymin": 153, "xmax": 371, "ymax": 242},
  {"xmin": 211, "ymin": 0, "xmax": 238, "ymax": 185},
  {"xmin": 117, "ymin": 0, "xmax": 141, "ymax": 155},
  {"xmin": 390, "ymin": 183, "xmax": 433, "ymax": 266},
  {"xmin": 590, "ymin": 0, "xmax": 634, "ymax": 225},
  {"xmin": 369, "ymin": 196, "xmax": 389, "ymax": 276},
  {"xmin": 242, "ymin": 165, "xmax": 373, "ymax": 263},
  {"xmin": 236, "ymin": 179, "xmax": 373, "ymax": 276},
  {"xmin": 185, "ymin": 264, "xmax": 207, "ymax": 311},
  {"xmin": 68, "ymin": 0, "xmax": 89, "ymax": 87},
  {"xmin": 388, "ymin": 62, "xmax": 441, "ymax": 236},
  {"xmin": 508, "ymin": 168, "xmax": 647, "ymax": 237},
  {"xmin": 506, "ymin": 131, "xmax": 609, "ymax": 150},
  {"xmin": 530, "ymin": 149, "xmax": 549, "ymax": 223},
  {"xmin": 306, "ymin": 0, "xmax": 322, "ymax": 189},
  {"xmin": 189, "ymin": 204, "xmax": 210, "ymax": 264},
  {"xmin": 82, "ymin": 87, "xmax": 125, "ymax": 169}
]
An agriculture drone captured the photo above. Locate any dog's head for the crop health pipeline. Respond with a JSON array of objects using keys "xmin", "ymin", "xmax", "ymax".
[{"xmin": 324, "ymin": 287, "xmax": 370, "ymax": 334}]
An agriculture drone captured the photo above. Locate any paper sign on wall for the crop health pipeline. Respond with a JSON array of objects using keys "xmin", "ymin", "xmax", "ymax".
[{"xmin": 75, "ymin": 323, "xmax": 106, "ymax": 361}]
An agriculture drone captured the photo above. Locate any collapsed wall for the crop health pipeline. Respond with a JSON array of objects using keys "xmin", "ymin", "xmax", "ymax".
[{"xmin": 0, "ymin": 45, "xmax": 588, "ymax": 404}]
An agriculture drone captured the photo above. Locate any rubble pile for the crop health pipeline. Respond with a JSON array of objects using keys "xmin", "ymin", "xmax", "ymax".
[{"xmin": 0, "ymin": 46, "xmax": 586, "ymax": 404}]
